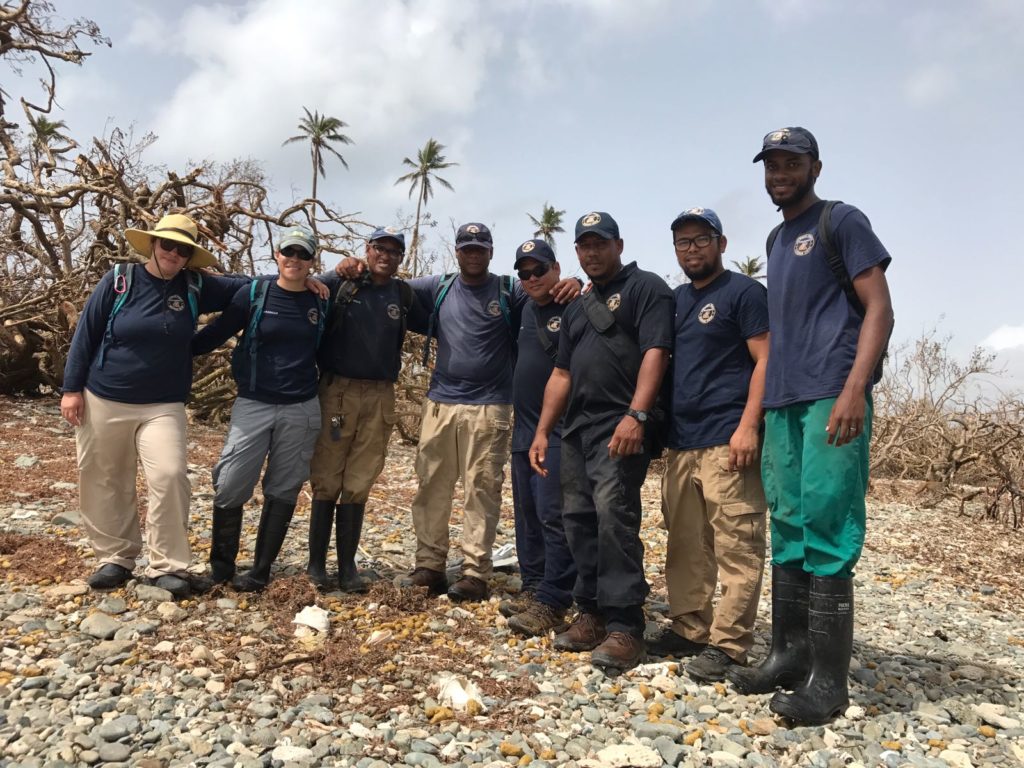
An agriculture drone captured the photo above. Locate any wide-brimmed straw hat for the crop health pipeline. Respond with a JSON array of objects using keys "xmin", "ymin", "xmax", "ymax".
[{"xmin": 125, "ymin": 213, "xmax": 217, "ymax": 269}]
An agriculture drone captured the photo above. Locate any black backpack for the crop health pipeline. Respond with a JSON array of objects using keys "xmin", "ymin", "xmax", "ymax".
[{"xmin": 766, "ymin": 200, "xmax": 891, "ymax": 384}]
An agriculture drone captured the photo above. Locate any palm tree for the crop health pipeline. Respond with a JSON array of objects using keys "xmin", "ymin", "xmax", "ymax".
[
  {"xmin": 282, "ymin": 108, "xmax": 353, "ymax": 236},
  {"xmin": 732, "ymin": 256, "xmax": 766, "ymax": 281},
  {"xmin": 527, "ymin": 203, "xmax": 566, "ymax": 249},
  {"xmin": 395, "ymin": 138, "xmax": 457, "ymax": 276}
]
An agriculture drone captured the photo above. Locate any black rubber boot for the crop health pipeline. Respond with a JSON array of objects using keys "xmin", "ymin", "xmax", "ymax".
[
  {"xmin": 770, "ymin": 575, "xmax": 854, "ymax": 725},
  {"xmin": 728, "ymin": 566, "xmax": 810, "ymax": 694},
  {"xmin": 233, "ymin": 497, "xmax": 295, "ymax": 592},
  {"xmin": 336, "ymin": 503, "xmax": 370, "ymax": 593},
  {"xmin": 306, "ymin": 499, "xmax": 336, "ymax": 589},
  {"xmin": 209, "ymin": 505, "xmax": 244, "ymax": 584}
]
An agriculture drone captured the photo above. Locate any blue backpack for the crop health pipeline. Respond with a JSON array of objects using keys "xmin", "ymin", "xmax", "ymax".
[
  {"xmin": 98, "ymin": 263, "xmax": 202, "ymax": 367},
  {"xmin": 239, "ymin": 279, "xmax": 329, "ymax": 390}
]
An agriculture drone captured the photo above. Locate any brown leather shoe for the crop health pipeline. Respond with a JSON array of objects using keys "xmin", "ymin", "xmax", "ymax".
[
  {"xmin": 498, "ymin": 590, "xmax": 536, "ymax": 618},
  {"xmin": 448, "ymin": 575, "xmax": 489, "ymax": 602},
  {"xmin": 508, "ymin": 601, "xmax": 568, "ymax": 637},
  {"xmin": 401, "ymin": 567, "xmax": 448, "ymax": 596},
  {"xmin": 591, "ymin": 631, "xmax": 646, "ymax": 671},
  {"xmin": 553, "ymin": 612, "xmax": 607, "ymax": 651}
]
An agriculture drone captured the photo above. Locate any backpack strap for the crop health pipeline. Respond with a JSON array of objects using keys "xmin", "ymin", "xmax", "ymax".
[
  {"xmin": 98, "ymin": 263, "xmax": 134, "ymax": 368},
  {"xmin": 422, "ymin": 272, "xmax": 458, "ymax": 365},
  {"xmin": 397, "ymin": 279, "xmax": 413, "ymax": 351},
  {"xmin": 534, "ymin": 309, "xmax": 558, "ymax": 363},
  {"xmin": 765, "ymin": 222, "xmax": 784, "ymax": 260},
  {"xmin": 244, "ymin": 279, "xmax": 270, "ymax": 391},
  {"xmin": 816, "ymin": 200, "xmax": 865, "ymax": 315},
  {"xmin": 185, "ymin": 270, "xmax": 202, "ymax": 327},
  {"xmin": 498, "ymin": 275, "xmax": 513, "ymax": 329},
  {"xmin": 315, "ymin": 295, "xmax": 329, "ymax": 347}
]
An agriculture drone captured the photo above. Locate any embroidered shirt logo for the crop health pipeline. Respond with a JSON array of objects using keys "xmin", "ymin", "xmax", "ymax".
[
  {"xmin": 307, "ymin": 308, "xmax": 319, "ymax": 325},
  {"xmin": 794, "ymin": 233, "xmax": 815, "ymax": 256},
  {"xmin": 546, "ymin": 316, "xmax": 562, "ymax": 332},
  {"xmin": 166, "ymin": 295, "xmax": 185, "ymax": 312},
  {"xmin": 486, "ymin": 300, "xmax": 502, "ymax": 317},
  {"xmin": 606, "ymin": 293, "xmax": 621, "ymax": 312},
  {"xmin": 387, "ymin": 303, "xmax": 401, "ymax": 320},
  {"xmin": 698, "ymin": 303, "xmax": 716, "ymax": 324}
]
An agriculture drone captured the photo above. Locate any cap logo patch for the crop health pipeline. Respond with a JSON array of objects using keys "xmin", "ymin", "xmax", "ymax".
[
  {"xmin": 166, "ymin": 295, "xmax": 185, "ymax": 312},
  {"xmin": 794, "ymin": 233, "xmax": 815, "ymax": 256},
  {"xmin": 384, "ymin": 226, "xmax": 399, "ymax": 234},
  {"xmin": 486, "ymin": 300, "xmax": 502, "ymax": 317},
  {"xmin": 546, "ymin": 316, "xmax": 562, "ymax": 333},
  {"xmin": 521, "ymin": 241, "xmax": 535, "ymax": 253},
  {"xmin": 606, "ymin": 293, "xmax": 621, "ymax": 312},
  {"xmin": 387, "ymin": 303, "xmax": 401, "ymax": 320},
  {"xmin": 466, "ymin": 224, "xmax": 481, "ymax": 234},
  {"xmin": 307, "ymin": 308, "xmax": 319, "ymax": 325},
  {"xmin": 582, "ymin": 213, "xmax": 601, "ymax": 227},
  {"xmin": 768, "ymin": 130, "xmax": 789, "ymax": 143},
  {"xmin": 698, "ymin": 303, "xmax": 716, "ymax": 324},
  {"xmin": 686, "ymin": 207, "xmax": 705, "ymax": 215}
]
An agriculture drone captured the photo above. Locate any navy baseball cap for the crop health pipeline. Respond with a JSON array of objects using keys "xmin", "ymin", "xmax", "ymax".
[
  {"xmin": 279, "ymin": 225, "xmax": 317, "ymax": 255},
  {"xmin": 574, "ymin": 211, "xmax": 620, "ymax": 242},
  {"xmin": 455, "ymin": 222, "xmax": 493, "ymax": 251},
  {"xmin": 369, "ymin": 226, "xmax": 406, "ymax": 251},
  {"xmin": 670, "ymin": 207, "xmax": 723, "ymax": 235},
  {"xmin": 753, "ymin": 127, "xmax": 819, "ymax": 162},
  {"xmin": 513, "ymin": 239, "xmax": 556, "ymax": 269}
]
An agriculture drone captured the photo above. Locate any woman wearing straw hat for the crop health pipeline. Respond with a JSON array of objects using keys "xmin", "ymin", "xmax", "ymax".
[{"xmin": 60, "ymin": 213, "xmax": 253, "ymax": 599}]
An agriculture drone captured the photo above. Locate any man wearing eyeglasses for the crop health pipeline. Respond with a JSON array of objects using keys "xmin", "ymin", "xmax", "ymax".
[
  {"xmin": 531, "ymin": 212, "xmax": 673, "ymax": 671},
  {"xmin": 646, "ymin": 208, "xmax": 769, "ymax": 684},
  {"xmin": 728, "ymin": 127, "xmax": 894, "ymax": 726},
  {"xmin": 306, "ymin": 227, "xmax": 427, "ymax": 592},
  {"xmin": 501, "ymin": 239, "xmax": 577, "ymax": 636}
]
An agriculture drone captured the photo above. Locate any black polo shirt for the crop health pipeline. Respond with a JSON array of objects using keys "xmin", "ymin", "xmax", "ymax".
[
  {"xmin": 555, "ymin": 261, "xmax": 673, "ymax": 439},
  {"xmin": 512, "ymin": 300, "xmax": 565, "ymax": 452}
]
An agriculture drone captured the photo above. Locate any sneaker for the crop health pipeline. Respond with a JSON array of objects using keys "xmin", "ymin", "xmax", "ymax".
[
  {"xmin": 591, "ymin": 631, "xmax": 646, "ymax": 671},
  {"xmin": 498, "ymin": 590, "xmax": 536, "ymax": 618},
  {"xmin": 644, "ymin": 626, "xmax": 707, "ymax": 658},
  {"xmin": 400, "ymin": 567, "xmax": 448, "ymax": 596},
  {"xmin": 448, "ymin": 575, "xmax": 489, "ymax": 602},
  {"xmin": 553, "ymin": 612, "xmax": 607, "ymax": 652},
  {"xmin": 87, "ymin": 564, "xmax": 133, "ymax": 591},
  {"xmin": 686, "ymin": 646, "xmax": 740, "ymax": 682},
  {"xmin": 151, "ymin": 574, "xmax": 191, "ymax": 600},
  {"xmin": 508, "ymin": 601, "xmax": 568, "ymax": 636}
]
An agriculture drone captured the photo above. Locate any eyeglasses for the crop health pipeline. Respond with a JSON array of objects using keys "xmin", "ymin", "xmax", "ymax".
[
  {"xmin": 673, "ymin": 234, "xmax": 720, "ymax": 252},
  {"xmin": 157, "ymin": 238, "xmax": 194, "ymax": 259},
  {"xmin": 371, "ymin": 242, "xmax": 404, "ymax": 259},
  {"xmin": 517, "ymin": 263, "xmax": 552, "ymax": 281},
  {"xmin": 280, "ymin": 246, "xmax": 314, "ymax": 261}
]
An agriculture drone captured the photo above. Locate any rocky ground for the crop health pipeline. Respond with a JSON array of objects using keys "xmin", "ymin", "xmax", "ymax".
[{"xmin": 0, "ymin": 394, "xmax": 1022, "ymax": 768}]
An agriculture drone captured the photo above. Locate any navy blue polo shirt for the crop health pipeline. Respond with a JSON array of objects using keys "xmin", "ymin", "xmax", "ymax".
[
  {"xmin": 192, "ymin": 281, "xmax": 323, "ymax": 404},
  {"xmin": 764, "ymin": 201, "xmax": 891, "ymax": 409},
  {"xmin": 668, "ymin": 270, "xmax": 769, "ymax": 451},
  {"xmin": 555, "ymin": 262, "xmax": 673, "ymax": 439},
  {"xmin": 63, "ymin": 267, "xmax": 246, "ymax": 404},
  {"xmin": 512, "ymin": 300, "xmax": 565, "ymax": 452}
]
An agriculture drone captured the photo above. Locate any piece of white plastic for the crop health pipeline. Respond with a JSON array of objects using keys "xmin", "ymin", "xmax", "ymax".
[{"xmin": 292, "ymin": 604, "xmax": 330, "ymax": 634}]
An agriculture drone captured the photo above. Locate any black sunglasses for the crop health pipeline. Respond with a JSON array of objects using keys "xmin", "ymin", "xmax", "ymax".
[
  {"xmin": 280, "ymin": 246, "xmax": 314, "ymax": 261},
  {"xmin": 517, "ymin": 262, "xmax": 552, "ymax": 281},
  {"xmin": 157, "ymin": 237, "xmax": 194, "ymax": 259}
]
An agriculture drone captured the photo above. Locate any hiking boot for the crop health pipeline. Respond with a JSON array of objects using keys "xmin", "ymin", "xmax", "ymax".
[
  {"xmin": 186, "ymin": 572, "xmax": 217, "ymax": 595},
  {"xmin": 508, "ymin": 601, "xmax": 568, "ymax": 637},
  {"xmin": 553, "ymin": 612, "xmax": 607, "ymax": 652},
  {"xmin": 87, "ymin": 563, "xmax": 133, "ymax": 591},
  {"xmin": 591, "ymin": 631, "xmax": 646, "ymax": 671},
  {"xmin": 150, "ymin": 574, "xmax": 190, "ymax": 600},
  {"xmin": 401, "ymin": 567, "xmax": 448, "ymax": 596},
  {"xmin": 498, "ymin": 590, "xmax": 536, "ymax": 618},
  {"xmin": 687, "ymin": 646, "xmax": 741, "ymax": 682},
  {"xmin": 645, "ymin": 626, "xmax": 708, "ymax": 658},
  {"xmin": 448, "ymin": 575, "xmax": 489, "ymax": 603}
]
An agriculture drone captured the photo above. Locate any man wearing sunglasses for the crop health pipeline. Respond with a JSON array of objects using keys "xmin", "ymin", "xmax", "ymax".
[
  {"xmin": 501, "ymin": 239, "xmax": 577, "ymax": 636},
  {"xmin": 647, "ymin": 208, "xmax": 769, "ymax": 684},
  {"xmin": 728, "ymin": 127, "xmax": 894, "ymax": 725},
  {"xmin": 531, "ymin": 212, "xmax": 673, "ymax": 672}
]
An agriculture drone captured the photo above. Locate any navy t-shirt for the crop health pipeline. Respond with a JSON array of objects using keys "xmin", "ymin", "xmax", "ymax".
[
  {"xmin": 407, "ymin": 273, "xmax": 526, "ymax": 405},
  {"xmin": 556, "ymin": 262, "xmax": 673, "ymax": 439},
  {"xmin": 668, "ymin": 271, "xmax": 769, "ymax": 451},
  {"xmin": 512, "ymin": 300, "xmax": 565, "ymax": 452},
  {"xmin": 317, "ymin": 276, "xmax": 429, "ymax": 382},
  {"xmin": 192, "ymin": 281, "xmax": 322, "ymax": 404},
  {"xmin": 63, "ymin": 267, "xmax": 246, "ymax": 404},
  {"xmin": 764, "ymin": 201, "xmax": 892, "ymax": 409}
]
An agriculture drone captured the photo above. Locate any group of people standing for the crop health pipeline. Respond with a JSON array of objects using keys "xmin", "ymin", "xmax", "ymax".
[{"xmin": 60, "ymin": 126, "xmax": 892, "ymax": 727}]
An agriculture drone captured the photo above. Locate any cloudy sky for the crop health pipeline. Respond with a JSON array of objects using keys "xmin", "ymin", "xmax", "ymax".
[{"xmin": 10, "ymin": 0, "xmax": 1024, "ymax": 380}]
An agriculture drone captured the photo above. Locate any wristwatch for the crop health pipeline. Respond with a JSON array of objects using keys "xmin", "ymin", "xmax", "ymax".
[{"xmin": 626, "ymin": 408, "xmax": 648, "ymax": 424}]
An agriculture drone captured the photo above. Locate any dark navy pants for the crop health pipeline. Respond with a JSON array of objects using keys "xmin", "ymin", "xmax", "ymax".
[
  {"xmin": 561, "ymin": 427, "xmax": 651, "ymax": 636},
  {"xmin": 510, "ymin": 449, "xmax": 575, "ymax": 610}
]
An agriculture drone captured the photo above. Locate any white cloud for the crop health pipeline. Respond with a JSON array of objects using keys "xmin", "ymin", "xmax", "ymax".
[
  {"xmin": 981, "ymin": 325, "xmax": 1024, "ymax": 351},
  {"xmin": 903, "ymin": 62, "xmax": 957, "ymax": 107}
]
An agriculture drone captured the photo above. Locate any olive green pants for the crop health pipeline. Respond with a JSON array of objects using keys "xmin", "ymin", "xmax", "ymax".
[{"xmin": 762, "ymin": 397, "xmax": 871, "ymax": 578}]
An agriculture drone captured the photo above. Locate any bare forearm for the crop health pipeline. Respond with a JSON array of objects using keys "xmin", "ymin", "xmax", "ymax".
[
  {"xmin": 630, "ymin": 348, "xmax": 669, "ymax": 412},
  {"xmin": 536, "ymin": 369, "xmax": 571, "ymax": 437}
]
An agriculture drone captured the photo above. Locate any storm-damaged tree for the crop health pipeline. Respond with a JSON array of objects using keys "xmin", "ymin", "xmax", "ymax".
[{"xmin": 395, "ymin": 138, "xmax": 457, "ymax": 276}]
